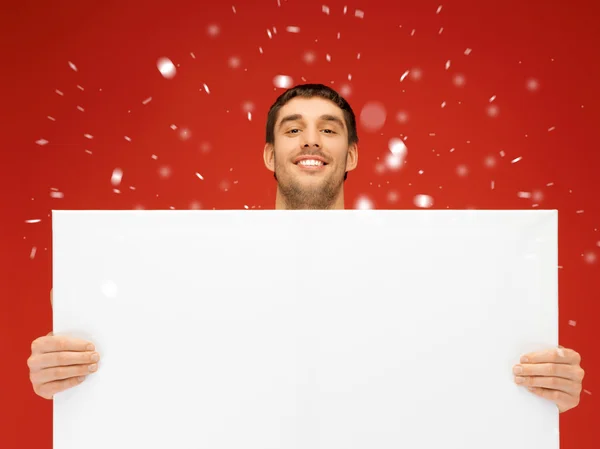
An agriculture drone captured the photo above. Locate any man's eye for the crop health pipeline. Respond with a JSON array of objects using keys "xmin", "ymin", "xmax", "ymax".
[
  {"xmin": 288, "ymin": 129, "xmax": 300, "ymax": 134},
  {"xmin": 322, "ymin": 129, "xmax": 335, "ymax": 134}
]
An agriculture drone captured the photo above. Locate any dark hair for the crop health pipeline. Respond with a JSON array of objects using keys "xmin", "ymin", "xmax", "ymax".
[{"xmin": 265, "ymin": 83, "xmax": 358, "ymax": 181}]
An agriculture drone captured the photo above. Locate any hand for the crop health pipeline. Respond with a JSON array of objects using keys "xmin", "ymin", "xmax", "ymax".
[
  {"xmin": 27, "ymin": 288, "xmax": 100, "ymax": 399},
  {"xmin": 28, "ymin": 334, "xmax": 100, "ymax": 399},
  {"xmin": 513, "ymin": 346, "xmax": 585, "ymax": 413}
]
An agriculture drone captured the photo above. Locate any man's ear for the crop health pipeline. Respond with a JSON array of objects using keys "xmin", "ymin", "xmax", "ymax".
[
  {"xmin": 50, "ymin": 288, "xmax": 53, "ymax": 307},
  {"xmin": 345, "ymin": 143, "xmax": 358, "ymax": 173},
  {"xmin": 264, "ymin": 143, "xmax": 275, "ymax": 173}
]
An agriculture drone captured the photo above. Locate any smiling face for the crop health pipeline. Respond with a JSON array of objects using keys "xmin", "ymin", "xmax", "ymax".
[{"xmin": 264, "ymin": 96, "xmax": 358, "ymax": 209}]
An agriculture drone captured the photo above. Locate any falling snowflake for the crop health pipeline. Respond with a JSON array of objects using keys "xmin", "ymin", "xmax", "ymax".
[
  {"xmin": 456, "ymin": 165, "xmax": 469, "ymax": 177},
  {"xmin": 228, "ymin": 56, "xmax": 241, "ymax": 68},
  {"xmin": 487, "ymin": 104, "xmax": 499, "ymax": 117},
  {"xmin": 414, "ymin": 195, "xmax": 434, "ymax": 208},
  {"xmin": 387, "ymin": 191, "xmax": 399, "ymax": 203},
  {"xmin": 322, "ymin": 5, "xmax": 330, "ymax": 14},
  {"xmin": 179, "ymin": 128, "xmax": 191, "ymax": 140},
  {"xmin": 286, "ymin": 26, "xmax": 300, "ymax": 33},
  {"xmin": 359, "ymin": 102, "xmax": 387, "ymax": 132},
  {"xmin": 159, "ymin": 166, "xmax": 172, "ymax": 179},
  {"xmin": 303, "ymin": 51, "xmax": 316, "ymax": 64},
  {"xmin": 355, "ymin": 195, "xmax": 373, "ymax": 210},
  {"xmin": 196, "ymin": 173, "xmax": 204, "ymax": 180},
  {"xmin": 157, "ymin": 57, "xmax": 176, "ymax": 79},
  {"xmin": 207, "ymin": 24, "xmax": 220, "ymax": 36},
  {"xmin": 273, "ymin": 75, "xmax": 293, "ymax": 89},
  {"xmin": 511, "ymin": 156, "xmax": 523, "ymax": 164},
  {"xmin": 111, "ymin": 168, "xmax": 123, "ymax": 186},
  {"xmin": 526, "ymin": 78, "xmax": 540, "ymax": 91},
  {"xmin": 68, "ymin": 61, "xmax": 78, "ymax": 72},
  {"xmin": 142, "ymin": 97, "xmax": 152, "ymax": 105},
  {"xmin": 453, "ymin": 74, "xmax": 466, "ymax": 87},
  {"xmin": 36, "ymin": 139, "xmax": 48, "ymax": 146},
  {"xmin": 396, "ymin": 111, "xmax": 409, "ymax": 123},
  {"xmin": 484, "ymin": 155, "xmax": 496, "ymax": 167}
]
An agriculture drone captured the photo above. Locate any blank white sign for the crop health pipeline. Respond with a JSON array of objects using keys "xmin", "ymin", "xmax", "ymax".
[{"xmin": 52, "ymin": 210, "xmax": 559, "ymax": 449}]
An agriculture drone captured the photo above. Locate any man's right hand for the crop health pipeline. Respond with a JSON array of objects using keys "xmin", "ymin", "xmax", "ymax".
[
  {"xmin": 28, "ymin": 289, "xmax": 100, "ymax": 399},
  {"xmin": 28, "ymin": 334, "xmax": 100, "ymax": 399}
]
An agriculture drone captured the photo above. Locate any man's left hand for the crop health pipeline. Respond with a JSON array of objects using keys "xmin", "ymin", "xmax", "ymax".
[{"xmin": 513, "ymin": 346, "xmax": 585, "ymax": 413}]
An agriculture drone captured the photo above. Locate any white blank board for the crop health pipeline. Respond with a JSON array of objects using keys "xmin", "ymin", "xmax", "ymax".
[{"xmin": 53, "ymin": 210, "xmax": 559, "ymax": 449}]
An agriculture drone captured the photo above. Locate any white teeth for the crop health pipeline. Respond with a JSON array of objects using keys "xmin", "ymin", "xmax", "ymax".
[{"xmin": 297, "ymin": 159, "xmax": 323, "ymax": 166}]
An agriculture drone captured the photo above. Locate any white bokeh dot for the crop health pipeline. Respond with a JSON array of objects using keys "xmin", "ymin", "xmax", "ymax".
[
  {"xmin": 274, "ymin": 75, "xmax": 293, "ymax": 89},
  {"xmin": 159, "ymin": 166, "xmax": 172, "ymax": 179},
  {"xmin": 414, "ymin": 194, "xmax": 433, "ymax": 208},
  {"xmin": 360, "ymin": 102, "xmax": 387, "ymax": 132},
  {"xmin": 526, "ymin": 78, "xmax": 540, "ymax": 92},
  {"xmin": 453, "ymin": 74, "xmax": 466, "ymax": 87},
  {"xmin": 355, "ymin": 195, "xmax": 374, "ymax": 210},
  {"xmin": 303, "ymin": 51, "xmax": 316, "ymax": 64},
  {"xmin": 207, "ymin": 24, "xmax": 220, "ymax": 37},
  {"xmin": 396, "ymin": 111, "xmax": 409, "ymax": 124},
  {"xmin": 484, "ymin": 155, "xmax": 496, "ymax": 168},
  {"xmin": 157, "ymin": 57, "xmax": 176, "ymax": 79},
  {"xmin": 487, "ymin": 104, "xmax": 500, "ymax": 117},
  {"xmin": 228, "ymin": 56, "xmax": 241, "ymax": 68}
]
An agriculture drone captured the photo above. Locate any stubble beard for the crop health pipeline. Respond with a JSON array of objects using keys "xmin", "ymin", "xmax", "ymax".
[{"xmin": 274, "ymin": 153, "xmax": 346, "ymax": 210}]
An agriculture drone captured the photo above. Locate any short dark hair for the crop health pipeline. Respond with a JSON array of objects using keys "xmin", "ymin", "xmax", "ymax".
[{"xmin": 265, "ymin": 83, "xmax": 358, "ymax": 181}]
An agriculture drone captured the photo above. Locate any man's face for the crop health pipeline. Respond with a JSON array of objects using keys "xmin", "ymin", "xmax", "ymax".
[{"xmin": 264, "ymin": 97, "xmax": 358, "ymax": 209}]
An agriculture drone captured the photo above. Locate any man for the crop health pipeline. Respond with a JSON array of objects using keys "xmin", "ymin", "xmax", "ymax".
[{"xmin": 27, "ymin": 83, "xmax": 585, "ymax": 413}]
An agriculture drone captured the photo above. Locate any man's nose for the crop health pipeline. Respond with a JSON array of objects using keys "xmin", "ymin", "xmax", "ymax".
[{"xmin": 300, "ymin": 129, "xmax": 320, "ymax": 148}]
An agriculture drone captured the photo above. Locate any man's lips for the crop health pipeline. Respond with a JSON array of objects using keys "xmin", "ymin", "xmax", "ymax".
[{"xmin": 293, "ymin": 155, "xmax": 328, "ymax": 165}]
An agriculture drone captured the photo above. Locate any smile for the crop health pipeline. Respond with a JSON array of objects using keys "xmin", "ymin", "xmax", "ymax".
[{"xmin": 295, "ymin": 159, "xmax": 327, "ymax": 167}]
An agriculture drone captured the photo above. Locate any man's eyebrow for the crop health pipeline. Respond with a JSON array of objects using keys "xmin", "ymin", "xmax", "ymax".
[{"xmin": 277, "ymin": 114, "xmax": 345, "ymax": 129}]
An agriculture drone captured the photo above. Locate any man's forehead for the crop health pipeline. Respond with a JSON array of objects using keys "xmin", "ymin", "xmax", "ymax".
[{"xmin": 277, "ymin": 97, "xmax": 344, "ymax": 122}]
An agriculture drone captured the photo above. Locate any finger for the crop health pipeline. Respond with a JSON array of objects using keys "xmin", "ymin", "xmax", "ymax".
[
  {"xmin": 513, "ymin": 362, "xmax": 584, "ymax": 381},
  {"xmin": 526, "ymin": 386, "xmax": 579, "ymax": 412},
  {"xmin": 28, "ymin": 350, "xmax": 99, "ymax": 371},
  {"xmin": 31, "ymin": 362, "xmax": 98, "ymax": 384},
  {"xmin": 36, "ymin": 375, "xmax": 87, "ymax": 400},
  {"xmin": 520, "ymin": 347, "xmax": 580, "ymax": 365},
  {"xmin": 31, "ymin": 335, "xmax": 95, "ymax": 354},
  {"xmin": 514, "ymin": 375, "xmax": 581, "ymax": 395}
]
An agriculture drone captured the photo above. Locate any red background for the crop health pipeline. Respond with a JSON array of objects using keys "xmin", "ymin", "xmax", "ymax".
[{"xmin": 2, "ymin": 0, "xmax": 598, "ymax": 447}]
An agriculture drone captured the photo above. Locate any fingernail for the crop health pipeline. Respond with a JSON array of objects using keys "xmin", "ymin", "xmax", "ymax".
[
  {"xmin": 89, "ymin": 364, "xmax": 98, "ymax": 372},
  {"xmin": 87, "ymin": 344, "xmax": 95, "ymax": 351},
  {"xmin": 91, "ymin": 353, "xmax": 99, "ymax": 362},
  {"xmin": 513, "ymin": 365, "xmax": 523, "ymax": 375},
  {"xmin": 521, "ymin": 356, "xmax": 529, "ymax": 363}
]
